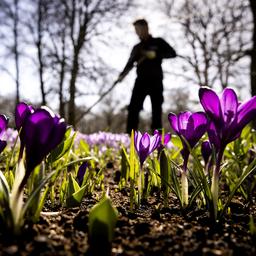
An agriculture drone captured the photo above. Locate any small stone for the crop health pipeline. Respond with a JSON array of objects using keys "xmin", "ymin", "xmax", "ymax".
[
  {"xmin": 4, "ymin": 245, "xmax": 18, "ymax": 254},
  {"xmin": 35, "ymin": 235, "xmax": 47, "ymax": 243}
]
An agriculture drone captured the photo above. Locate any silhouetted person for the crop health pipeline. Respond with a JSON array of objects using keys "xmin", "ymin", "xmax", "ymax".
[{"xmin": 116, "ymin": 19, "xmax": 176, "ymax": 134}]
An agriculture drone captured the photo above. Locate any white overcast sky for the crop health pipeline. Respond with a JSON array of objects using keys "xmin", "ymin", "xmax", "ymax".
[
  {"xmin": 0, "ymin": 0, "xmax": 184, "ymax": 112},
  {"xmin": 0, "ymin": 0, "xmax": 251, "ymax": 115}
]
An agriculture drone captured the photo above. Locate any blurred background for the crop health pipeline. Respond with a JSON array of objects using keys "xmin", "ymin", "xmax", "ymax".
[{"xmin": 0, "ymin": 0, "xmax": 255, "ymax": 133}]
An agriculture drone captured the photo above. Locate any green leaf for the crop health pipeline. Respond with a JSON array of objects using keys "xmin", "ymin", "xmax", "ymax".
[
  {"xmin": 5, "ymin": 130, "xmax": 20, "ymax": 173},
  {"xmin": 120, "ymin": 146, "xmax": 130, "ymax": 181},
  {"xmin": 129, "ymin": 130, "xmax": 135, "ymax": 180},
  {"xmin": 160, "ymin": 150, "xmax": 170, "ymax": 188},
  {"xmin": 66, "ymin": 185, "xmax": 87, "ymax": 207},
  {"xmin": 159, "ymin": 150, "xmax": 170, "ymax": 204},
  {"xmin": 171, "ymin": 134, "xmax": 183, "ymax": 149},
  {"xmin": 89, "ymin": 195, "xmax": 118, "ymax": 243},
  {"xmin": 79, "ymin": 140, "xmax": 90, "ymax": 155},
  {"xmin": 5, "ymin": 171, "xmax": 14, "ymax": 190},
  {"xmin": 10, "ymin": 161, "xmax": 26, "ymax": 232},
  {"xmin": 32, "ymin": 186, "xmax": 50, "ymax": 222},
  {"xmin": 65, "ymin": 174, "xmax": 87, "ymax": 207},
  {"xmin": 249, "ymin": 215, "xmax": 256, "ymax": 236},
  {"xmin": 241, "ymin": 125, "xmax": 251, "ymax": 138},
  {"xmin": 0, "ymin": 170, "xmax": 10, "ymax": 197},
  {"xmin": 66, "ymin": 174, "xmax": 80, "ymax": 198},
  {"xmin": 169, "ymin": 160, "xmax": 182, "ymax": 206},
  {"xmin": 148, "ymin": 162, "xmax": 182, "ymax": 206},
  {"xmin": 0, "ymin": 171, "xmax": 12, "ymax": 232},
  {"xmin": 47, "ymin": 128, "xmax": 76, "ymax": 163},
  {"xmin": 22, "ymin": 170, "xmax": 56, "ymax": 219},
  {"xmin": 220, "ymin": 157, "xmax": 256, "ymax": 219}
]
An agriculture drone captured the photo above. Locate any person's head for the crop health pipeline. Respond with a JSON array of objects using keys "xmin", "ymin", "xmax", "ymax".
[{"xmin": 133, "ymin": 19, "xmax": 149, "ymax": 40}]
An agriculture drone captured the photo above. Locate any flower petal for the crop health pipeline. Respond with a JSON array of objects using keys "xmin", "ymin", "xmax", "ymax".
[
  {"xmin": 178, "ymin": 111, "xmax": 192, "ymax": 132},
  {"xmin": 168, "ymin": 113, "xmax": 179, "ymax": 134},
  {"xmin": 149, "ymin": 133, "xmax": 161, "ymax": 153},
  {"xmin": 24, "ymin": 108, "xmax": 66, "ymax": 172},
  {"xmin": 25, "ymin": 109, "xmax": 54, "ymax": 145},
  {"xmin": 220, "ymin": 88, "xmax": 238, "ymax": 124},
  {"xmin": 199, "ymin": 87, "xmax": 222, "ymax": 121},
  {"xmin": 0, "ymin": 115, "xmax": 8, "ymax": 137},
  {"xmin": 178, "ymin": 112, "xmax": 208, "ymax": 148},
  {"xmin": 192, "ymin": 112, "xmax": 208, "ymax": 136},
  {"xmin": 164, "ymin": 133, "xmax": 171, "ymax": 145},
  {"xmin": 138, "ymin": 133, "xmax": 150, "ymax": 165},
  {"xmin": 207, "ymin": 121, "xmax": 221, "ymax": 150},
  {"xmin": 15, "ymin": 102, "xmax": 34, "ymax": 130},
  {"xmin": 140, "ymin": 133, "xmax": 150, "ymax": 151},
  {"xmin": 0, "ymin": 140, "xmax": 7, "ymax": 154},
  {"xmin": 134, "ymin": 131, "xmax": 142, "ymax": 153},
  {"xmin": 48, "ymin": 117, "xmax": 66, "ymax": 149},
  {"xmin": 237, "ymin": 96, "xmax": 256, "ymax": 129}
]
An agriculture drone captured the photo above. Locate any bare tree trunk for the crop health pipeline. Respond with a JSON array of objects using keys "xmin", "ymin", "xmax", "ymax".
[
  {"xmin": 68, "ymin": 49, "xmax": 79, "ymax": 126},
  {"xmin": 14, "ymin": 0, "xmax": 20, "ymax": 104},
  {"xmin": 250, "ymin": 0, "xmax": 256, "ymax": 96},
  {"xmin": 56, "ymin": 0, "xmax": 133, "ymax": 126},
  {"xmin": 59, "ymin": 38, "xmax": 66, "ymax": 118},
  {"xmin": 37, "ymin": 0, "xmax": 46, "ymax": 105},
  {"xmin": 68, "ymin": 11, "xmax": 87, "ymax": 126}
]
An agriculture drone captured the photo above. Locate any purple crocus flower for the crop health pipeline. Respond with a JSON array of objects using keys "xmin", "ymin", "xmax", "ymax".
[
  {"xmin": 19, "ymin": 107, "xmax": 67, "ymax": 190},
  {"xmin": 168, "ymin": 111, "xmax": 208, "ymax": 207},
  {"xmin": 24, "ymin": 107, "xmax": 67, "ymax": 171},
  {"xmin": 76, "ymin": 162, "xmax": 88, "ymax": 186},
  {"xmin": 168, "ymin": 111, "xmax": 208, "ymax": 165},
  {"xmin": 15, "ymin": 102, "xmax": 34, "ymax": 159},
  {"xmin": 0, "ymin": 114, "xmax": 9, "ymax": 153},
  {"xmin": 199, "ymin": 87, "xmax": 256, "ymax": 219},
  {"xmin": 134, "ymin": 131, "xmax": 161, "ymax": 166},
  {"xmin": 199, "ymin": 87, "xmax": 256, "ymax": 152}
]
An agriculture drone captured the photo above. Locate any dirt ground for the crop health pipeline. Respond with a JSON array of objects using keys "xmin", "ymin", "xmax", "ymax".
[{"xmin": 0, "ymin": 166, "xmax": 256, "ymax": 256}]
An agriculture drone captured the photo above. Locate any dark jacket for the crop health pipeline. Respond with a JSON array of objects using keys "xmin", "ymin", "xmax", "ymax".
[{"xmin": 120, "ymin": 35, "xmax": 176, "ymax": 81}]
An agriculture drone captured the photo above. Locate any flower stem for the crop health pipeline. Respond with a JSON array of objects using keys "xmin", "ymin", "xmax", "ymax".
[
  {"xmin": 211, "ymin": 149, "xmax": 224, "ymax": 221},
  {"xmin": 181, "ymin": 156, "xmax": 189, "ymax": 208},
  {"xmin": 211, "ymin": 168, "xmax": 219, "ymax": 220},
  {"xmin": 10, "ymin": 160, "xmax": 26, "ymax": 235},
  {"xmin": 138, "ymin": 165, "xmax": 142, "ymax": 206},
  {"xmin": 181, "ymin": 170, "xmax": 188, "ymax": 207}
]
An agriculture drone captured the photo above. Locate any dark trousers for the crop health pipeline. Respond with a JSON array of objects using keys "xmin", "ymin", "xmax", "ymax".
[{"xmin": 126, "ymin": 78, "xmax": 164, "ymax": 134}]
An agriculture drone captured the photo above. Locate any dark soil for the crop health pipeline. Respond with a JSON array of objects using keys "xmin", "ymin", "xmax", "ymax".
[{"xmin": 0, "ymin": 165, "xmax": 256, "ymax": 256}]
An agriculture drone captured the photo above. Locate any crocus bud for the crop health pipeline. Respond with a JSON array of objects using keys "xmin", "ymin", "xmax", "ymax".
[
  {"xmin": 201, "ymin": 141, "xmax": 212, "ymax": 165},
  {"xmin": 18, "ymin": 107, "xmax": 67, "ymax": 191},
  {"xmin": 24, "ymin": 107, "xmax": 67, "ymax": 172},
  {"xmin": 134, "ymin": 131, "xmax": 161, "ymax": 166},
  {"xmin": 76, "ymin": 162, "xmax": 88, "ymax": 186}
]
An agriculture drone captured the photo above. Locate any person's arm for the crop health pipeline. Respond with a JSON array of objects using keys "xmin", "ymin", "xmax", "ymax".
[
  {"xmin": 116, "ymin": 46, "xmax": 138, "ymax": 82},
  {"xmin": 157, "ymin": 38, "xmax": 177, "ymax": 59}
]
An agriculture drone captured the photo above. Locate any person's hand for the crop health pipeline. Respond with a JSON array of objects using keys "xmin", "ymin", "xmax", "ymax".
[{"xmin": 145, "ymin": 50, "xmax": 156, "ymax": 59}]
